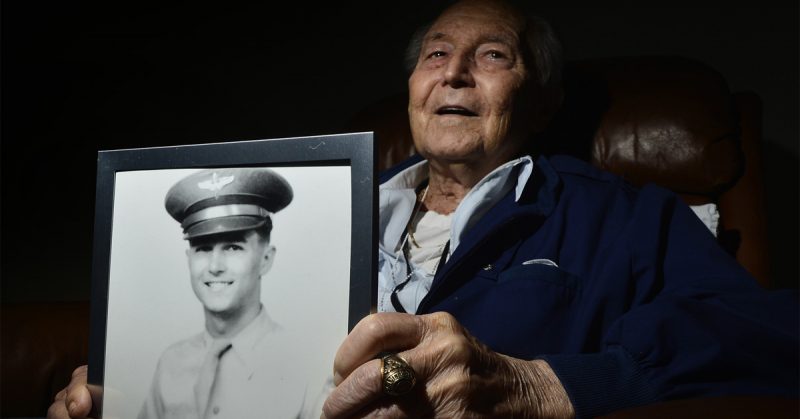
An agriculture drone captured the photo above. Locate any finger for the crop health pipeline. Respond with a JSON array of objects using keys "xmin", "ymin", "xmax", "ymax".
[
  {"xmin": 333, "ymin": 313, "xmax": 424, "ymax": 385},
  {"xmin": 322, "ymin": 358, "xmax": 383, "ymax": 419},
  {"xmin": 48, "ymin": 366, "xmax": 88, "ymax": 419},
  {"xmin": 326, "ymin": 312, "xmax": 470, "ymax": 417},
  {"xmin": 325, "ymin": 352, "xmax": 443, "ymax": 419},
  {"xmin": 65, "ymin": 366, "xmax": 93, "ymax": 418},
  {"xmin": 342, "ymin": 400, "xmax": 413, "ymax": 419},
  {"xmin": 323, "ymin": 356, "xmax": 430, "ymax": 419},
  {"xmin": 47, "ymin": 396, "xmax": 70, "ymax": 419},
  {"xmin": 54, "ymin": 388, "xmax": 67, "ymax": 402}
]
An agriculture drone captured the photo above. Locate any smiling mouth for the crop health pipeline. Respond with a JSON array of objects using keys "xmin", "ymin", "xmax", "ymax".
[
  {"xmin": 436, "ymin": 106, "xmax": 478, "ymax": 117},
  {"xmin": 205, "ymin": 281, "xmax": 233, "ymax": 291}
]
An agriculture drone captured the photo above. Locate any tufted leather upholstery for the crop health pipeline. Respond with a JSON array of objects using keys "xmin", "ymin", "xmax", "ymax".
[{"xmin": 561, "ymin": 56, "xmax": 743, "ymax": 199}]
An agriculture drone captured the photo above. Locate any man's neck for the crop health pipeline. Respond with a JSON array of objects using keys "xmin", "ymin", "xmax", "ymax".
[
  {"xmin": 425, "ymin": 154, "xmax": 515, "ymax": 214},
  {"xmin": 204, "ymin": 303, "xmax": 262, "ymax": 339},
  {"xmin": 425, "ymin": 168, "xmax": 470, "ymax": 215}
]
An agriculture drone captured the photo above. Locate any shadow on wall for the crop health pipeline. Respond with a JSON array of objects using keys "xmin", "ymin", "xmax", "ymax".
[{"xmin": 761, "ymin": 142, "xmax": 799, "ymax": 289}]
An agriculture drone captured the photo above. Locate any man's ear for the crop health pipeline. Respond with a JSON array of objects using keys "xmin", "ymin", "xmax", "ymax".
[{"xmin": 259, "ymin": 245, "xmax": 277, "ymax": 277}]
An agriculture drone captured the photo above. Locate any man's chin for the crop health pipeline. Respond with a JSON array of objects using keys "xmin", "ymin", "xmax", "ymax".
[
  {"xmin": 198, "ymin": 293, "xmax": 236, "ymax": 314},
  {"xmin": 203, "ymin": 303, "xmax": 237, "ymax": 319},
  {"xmin": 419, "ymin": 145, "xmax": 485, "ymax": 165}
]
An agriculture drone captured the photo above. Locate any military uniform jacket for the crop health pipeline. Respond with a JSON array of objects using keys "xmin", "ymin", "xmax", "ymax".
[
  {"xmin": 138, "ymin": 308, "xmax": 311, "ymax": 419},
  {"xmin": 380, "ymin": 154, "xmax": 799, "ymax": 419}
]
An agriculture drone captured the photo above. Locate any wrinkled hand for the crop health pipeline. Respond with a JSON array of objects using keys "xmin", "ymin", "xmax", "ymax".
[
  {"xmin": 322, "ymin": 312, "xmax": 574, "ymax": 418},
  {"xmin": 47, "ymin": 365, "xmax": 95, "ymax": 419}
]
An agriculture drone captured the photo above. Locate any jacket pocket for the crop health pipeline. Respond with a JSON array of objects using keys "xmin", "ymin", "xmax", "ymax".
[{"xmin": 497, "ymin": 263, "xmax": 579, "ymax": 289}]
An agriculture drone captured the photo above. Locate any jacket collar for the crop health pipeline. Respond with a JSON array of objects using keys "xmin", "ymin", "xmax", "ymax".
[{"xmin": 417, "ymin": 155, "xmax": 563, "ymax": 312}]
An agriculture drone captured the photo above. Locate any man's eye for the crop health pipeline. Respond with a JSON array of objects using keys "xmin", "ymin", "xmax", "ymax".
[
  {"xmin": 487, "ymin": 50, "xmax": 506, "ymax": 60},
  {"xmin": 427, "ymin": 50, "xmax": 447, "ymax": 59},
  {"xmin": 193, "ymin": 245, "xmax": 212, "ymax": 253},
  {"xmin": 224, "ymin": 244, "xmax": 244, "ymax": 251}
]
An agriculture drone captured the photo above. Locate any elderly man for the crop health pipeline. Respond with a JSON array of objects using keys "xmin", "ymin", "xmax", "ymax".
[
  {"xmin": 320, "ymin": 1, "xmax": 797, "ymax": 418},
  {"xmin": 49, "ymin": 1, "xmax": 797, "ymax": 418}
]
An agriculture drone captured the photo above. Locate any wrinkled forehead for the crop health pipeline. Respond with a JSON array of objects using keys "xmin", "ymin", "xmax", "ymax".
[{"xmin": 426, "ymin": 0, "xmax": 526, "ymax": 45}]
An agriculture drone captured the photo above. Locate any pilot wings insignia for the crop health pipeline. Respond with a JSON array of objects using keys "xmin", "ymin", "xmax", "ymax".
[{"xmin": 197, "ymin": 172, "xmax": 235, "ymax": 197}]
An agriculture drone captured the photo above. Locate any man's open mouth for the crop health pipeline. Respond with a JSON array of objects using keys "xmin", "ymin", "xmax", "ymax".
[
  {"xmin": 436, "ymin": 106, "xmax": 478, "ymax": 116},
  {"xmin": 205, "ymin": 281, "xmax": 233, "ymax": 291}
]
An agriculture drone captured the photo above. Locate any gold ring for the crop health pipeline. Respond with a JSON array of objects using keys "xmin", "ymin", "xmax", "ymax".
[{"xmin": 380, "ymin": 353, "xmax": 416, "ymax": 397}]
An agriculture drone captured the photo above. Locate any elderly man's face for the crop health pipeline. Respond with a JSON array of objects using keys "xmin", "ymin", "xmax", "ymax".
[
  {"xmin": 186, "ymin": 230, "xmax": 274, "ymax": 315},
  {"xmin": 408, "ymin": 0, "xmax": 535, "ymax": 166}
]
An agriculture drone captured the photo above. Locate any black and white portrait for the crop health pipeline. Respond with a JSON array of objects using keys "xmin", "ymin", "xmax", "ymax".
[{"xmin": 100, "ymin": 165, "xmax": 351, "ymax": 418}]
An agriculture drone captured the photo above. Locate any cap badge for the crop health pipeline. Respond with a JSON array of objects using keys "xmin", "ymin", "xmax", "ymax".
[{"xmin": 197, "ymin": 172, "xmax": 235, "ymax": 198}]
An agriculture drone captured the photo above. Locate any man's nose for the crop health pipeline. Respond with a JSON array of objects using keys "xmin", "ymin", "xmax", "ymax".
[
  {"xmin": 442, "ymin": 53, "xmax": 475, "ymax": 88},
  {"xmin": 208, "ymin": 248, "xmax": 226, "ymax": 274}
]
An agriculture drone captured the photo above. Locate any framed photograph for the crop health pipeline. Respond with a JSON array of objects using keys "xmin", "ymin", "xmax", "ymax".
[{"xmin": 87, "ymin": 132, "xmax": 376, "ymax": 418}]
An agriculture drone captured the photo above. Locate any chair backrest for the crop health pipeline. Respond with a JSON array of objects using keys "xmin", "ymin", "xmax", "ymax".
[{"xmin": 346, "ymin": 55, "xmax": 771, "ymax": 287}]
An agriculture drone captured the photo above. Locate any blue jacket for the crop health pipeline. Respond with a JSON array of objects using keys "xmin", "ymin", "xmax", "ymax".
[{"xmin": 381, "ymin": 154, "xmax": 798, "ymax": 418}]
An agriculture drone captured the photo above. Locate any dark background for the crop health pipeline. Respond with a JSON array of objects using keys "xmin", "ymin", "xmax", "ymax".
[{"xmin": 2, "ymin": 1, "xmax": 798, "ymax": 302}]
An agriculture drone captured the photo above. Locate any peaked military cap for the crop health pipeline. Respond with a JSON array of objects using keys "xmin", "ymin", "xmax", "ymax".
[{"xmin": 164, "ymin": 168, "xmax": 293, "ymax": 239}]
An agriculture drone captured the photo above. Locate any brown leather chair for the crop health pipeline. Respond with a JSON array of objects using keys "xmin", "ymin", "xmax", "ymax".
[{"xmin": 347, "ymin": 55, "xmax": 772, "ymax": 288}]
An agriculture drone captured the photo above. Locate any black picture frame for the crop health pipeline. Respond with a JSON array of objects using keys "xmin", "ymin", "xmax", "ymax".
[{"xmin": 87, "ymin": 132, "xmax": 376, "ymax": 418}]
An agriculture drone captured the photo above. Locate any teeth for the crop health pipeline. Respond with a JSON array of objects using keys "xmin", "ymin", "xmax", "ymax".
[{"xmin": 206, "ymin": 282, "xmax": 232, "ymax": 291}]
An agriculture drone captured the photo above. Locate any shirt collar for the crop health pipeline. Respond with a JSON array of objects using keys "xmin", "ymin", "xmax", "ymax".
[
  {"xmin": 379, "ymin": 156, "xmax": 532, "ymax": 199},
  {"xmin": 378, "ymin": 155, "xmax": 534, "ymax": 254},
  {"xmin": 450, "ymin": 155, "xmax": 533, "ymax": 252},
  {"xmin": 203, "ymin": 305, "xmax": 279, "ymax": 368}
]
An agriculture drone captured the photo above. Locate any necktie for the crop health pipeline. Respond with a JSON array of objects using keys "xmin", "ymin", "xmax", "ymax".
[{"xmin": 194, "ymin": 340, "xmax": 232, "ymax": 418}]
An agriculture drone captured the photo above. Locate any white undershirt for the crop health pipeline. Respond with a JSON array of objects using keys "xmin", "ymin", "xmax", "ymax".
[{"xmin": 407, "ymin": 210, "xmax": 452, "ymax": 275}]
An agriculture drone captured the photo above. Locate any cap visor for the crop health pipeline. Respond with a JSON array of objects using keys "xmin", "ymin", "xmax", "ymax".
[{"xmin": 184, "ymin": 216, "xmax": 266, "ymax": 240}]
